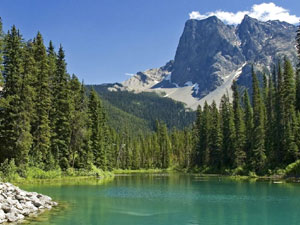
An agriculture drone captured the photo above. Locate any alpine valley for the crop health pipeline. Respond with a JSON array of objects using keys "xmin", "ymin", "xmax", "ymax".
[{"xmin": 98, "ymin": 15, "xmax": 297, "ymax": 110}]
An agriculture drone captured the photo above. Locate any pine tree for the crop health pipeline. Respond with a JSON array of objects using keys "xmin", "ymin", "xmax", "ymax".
[
  {"xmin": 243, "ymin": 91, "xmax": 253, "ymax": 165},
  {"xmin": 193, "ymin": 105, "xmax": 202, "ymax": 168},
  {"xmin": 209, "ymin": 101, "xmax": 222, "ymax": 171},
  {"xmin": 69, "ymin": 76, "xmax": 90, "ymax": 169},
  {"xmin": 274, "ymin": 62, "xmax": 285, "ymax": 165},
  {"xmin": 88, "ymin": 89, "xmax": 106, "ymax": 169},
  {"xmin": 200, "ymin": 102, "xmax": 211, "ymax": 167},
  {"xmin": 156, "ymin": 121, "xmax": 170, "ymax": 169},
  {"xmin": 265, "ymin": 71, "xmax": 276, "ymax": 167},
  {"xmin": 251, "ymin": 68, "xmax": 266, "ymax": 174},
  {"xmin": 232, "ymin": 81, "xmax": 246, "ymax": 168},
  {"xmin": 31, "ymin": 32, "xmax": 51, "ymax": 168},
  {"xmin": 220, "ymin": 94, "xmax": 235, "ymax": 169},
  {"xmin": 0, "ymin": 26, "xmax": 33, "ymax": 166},
  {"xmin": 50, "ymin": 45, "xmax": 71, "ymax": 169},
  {"xmin": 282, "ymin": 58, "xmax": 298, "ymax": 163}
]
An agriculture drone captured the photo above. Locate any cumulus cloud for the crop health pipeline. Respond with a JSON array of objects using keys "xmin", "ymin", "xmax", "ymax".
[{"xmin": 189, "ymin": 2, "xmax": 300, "ymax": 25}]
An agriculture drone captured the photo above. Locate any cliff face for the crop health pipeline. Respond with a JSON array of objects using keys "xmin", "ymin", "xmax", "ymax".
[
  {"xmin": 170, "ymin": 16, "xmax": 245, "ymax": 97},
  {"xmin": 110, "ymin": 15, "xmax": 297, "ymax": 109}
]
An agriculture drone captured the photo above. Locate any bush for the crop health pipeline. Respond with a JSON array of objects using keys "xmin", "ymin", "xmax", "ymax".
[
  {"xmin": 25, "ymin": 167, "xmax": 62, "ymax": 179},
  {"xmin": 65, "ymin": 168, "xmax": 76, "ymax": 176},
  {"xmin": 232, "ymin": 167, "xmax": 246, "ymax": 176},
  {"xmin": 0, "ymin": 159, "xmax": 19, "ymax": 181},
  {"xmin": 248, "ymin": 171, "xmax": 258, "ymax": 178},
  {"xmin": 285, "ymin": 160, "xmax": 300, "ymax": 177}
]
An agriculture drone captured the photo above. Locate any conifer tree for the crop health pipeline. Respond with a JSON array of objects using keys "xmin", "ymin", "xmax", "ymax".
[
  {"xmin": 69, "ymin": 76, "xmax": 90, "ymax": 168},
  {"xmin": 200, "ymin": 102, "xmax": 211, "ymax": 167},
  {"xmin": 193, "ymin": 105, "xmax": 202, "ymax": 167},
  {"xmin": 265, "ymin": 72, "xmax": 276, "ymax": 166},
  {"xmin": 232, "ymin": 81, "xmax": 246, "ymax": 168},
  {"xmin": 88, "ymin": 89, "xmax": 106, "ymax": 169},
  {"xmin": 274, "ymin": 62, "xmax": 285, "ymax": 164},
  {"xmin": 209, "ymin": 101, "xmax": 222, "ymax": 171},
  {"xmin": 0, "ymin": 26, "xmax": 32, "ymax": 166},
  {"xmin": 157, "ymin": 121, "xmax": 170, "ymax": 169},
  {"xmin": 243, "ymin": 91, "xmax": 253, "ymax": 165},
  {"xmin": 51, "ymin": 45, "xmax": 71, "ymax": 169},
  {"xmin": 282, "ymin": 58, "xmax": 298, "ymax": 163},
  {"xmin": 31, "ymin": 32, "xmax": 51, "ymax": 167},
  {"xmin": 251, "ymin": 68, "xmax": 266, "ymax": 174},
  {"xmin": 220, "ymin": 94, "xmax": 235, "ymax": 168}
]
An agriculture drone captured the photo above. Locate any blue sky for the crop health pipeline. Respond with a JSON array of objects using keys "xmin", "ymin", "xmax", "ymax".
[{"xmin": 0, "ymin": 0, "xmax": 299, "ymax": 84}]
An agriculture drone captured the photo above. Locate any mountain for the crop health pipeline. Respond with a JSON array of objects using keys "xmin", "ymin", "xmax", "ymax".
[{"xmin": 108, "ymin": 15, "xmax": 297, "ymax": 110}]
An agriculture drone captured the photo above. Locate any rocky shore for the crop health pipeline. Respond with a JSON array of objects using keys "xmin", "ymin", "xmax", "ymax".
[{"xmin": 0, "ymin": 182, "xmax": 57, "ymax": 223}]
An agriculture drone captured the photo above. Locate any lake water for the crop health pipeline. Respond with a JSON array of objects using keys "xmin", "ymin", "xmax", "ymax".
[{"xmin": 21, "ymin": 174, "xmax": 300, "ymax": 225}]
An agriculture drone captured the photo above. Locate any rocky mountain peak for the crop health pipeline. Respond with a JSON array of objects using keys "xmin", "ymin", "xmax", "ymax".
[{"xmin": 111, "ymin": 16, "xmax": 297, "ymax": 110}]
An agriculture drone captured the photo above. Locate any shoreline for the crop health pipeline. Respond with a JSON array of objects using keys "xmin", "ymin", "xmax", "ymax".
[{"xmin": 0, "ymin": 182, "xmax": 57, "ymax": 224}]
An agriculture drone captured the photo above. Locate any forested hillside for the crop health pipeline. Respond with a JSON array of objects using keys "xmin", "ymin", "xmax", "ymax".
[{"xmin": 87, "ymin": 84, "xmax": 196, "ymax": 130}]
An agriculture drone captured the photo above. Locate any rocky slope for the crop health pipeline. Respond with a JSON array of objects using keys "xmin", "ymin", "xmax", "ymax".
[
  {"xmin": 0, "ymin": 182, "xmax": 57, "ymax": 223},
  {"xmin": 109, "ymin": 15, "xmax": 297, "ymax": 110}
]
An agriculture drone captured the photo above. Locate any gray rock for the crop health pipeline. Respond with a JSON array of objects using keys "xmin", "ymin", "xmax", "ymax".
[
  {"xmin": 5, "ymin": 212, "xmax": 18, "ymax": 222},
  {"xmin": 1, "ymin": 204, "xmax": 11, "ymax": 213},
  {"xmin": 0, "ymin": 210, "xmax": 5, "ymax": 220},
  {"xmin": 0, "ymin": 182, "xmax": 58, "ymax": 224}
]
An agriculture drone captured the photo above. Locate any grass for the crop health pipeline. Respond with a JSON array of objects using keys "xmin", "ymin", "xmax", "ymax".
[
  {"xmin": 0, "ymin": 161, "xmax": 115, "ymax": 184},
  {"xmin": 113, "ymin": 168, "xmax": 168, "ymax": 174}
]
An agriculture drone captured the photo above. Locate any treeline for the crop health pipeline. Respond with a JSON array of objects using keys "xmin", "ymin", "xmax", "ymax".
[
  {"xmin": 192, "ymin": 58, "xmax": 300, "ymax": 175},
  {"xmin": 0, "ymin": 21, "xmax": 193, "ymax": 176},
  {"xmin": 0, "ymin": 21, "xmax": 114, "ymax": 173},
  {"xmin": 0, "ymin": 19, "xmax": 300, "ymax": 178}
]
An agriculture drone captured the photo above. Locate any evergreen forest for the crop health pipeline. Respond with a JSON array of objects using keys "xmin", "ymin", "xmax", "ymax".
[{"xmin": 1, "ymin": 19, "xmax": 300, "ymax": 179}]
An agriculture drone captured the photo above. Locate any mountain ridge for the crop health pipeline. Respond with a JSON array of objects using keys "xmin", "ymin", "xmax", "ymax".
[{"xmin": 107, "ymin": 15, "xmax": 297, "ymax": 110}]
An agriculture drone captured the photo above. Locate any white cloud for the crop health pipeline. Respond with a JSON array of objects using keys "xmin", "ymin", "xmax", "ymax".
[
  {"xmin": 189, "ymin": 2, "xmax": 300, "ymax": 25},
  {"xmin": 125, "ymin": 73, "xmax": 135, "ymax": 76}
]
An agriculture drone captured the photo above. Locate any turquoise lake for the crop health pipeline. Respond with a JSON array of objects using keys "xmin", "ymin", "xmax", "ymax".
[{"xmin": 21, "ymin": 174, "xmax": 300, "ymax": 225}]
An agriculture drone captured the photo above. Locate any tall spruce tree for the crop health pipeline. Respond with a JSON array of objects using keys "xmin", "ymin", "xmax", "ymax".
[
  {"xmin": 265, "ymin": 71, "xmax": 276, "ymax": 167},
  {"xmin": 200, "ymin": 102, "xmax": 211, "ymax": 167},
  {"xmin": 193, "ymin": 105, "xmax": 202, "ymax": 168},
  {"xmin": 209, "ymin": 101, "xmax": 222, "ymax": 171},
  {"xmin": 282, "ymin": 58, "xmax": 298, "ymax": 163},
  {"xmin": 69, "ymin": 76, "xmax": 90, "ymax": 169},
  {"xmin": 251, "ymin": 68, "xmax": 266, "ymax": 174},
  {"xmin": 51, "ymin": 45, "xmax": 71, "ymax": 169},
  {"xmin": 88, "ymin": 89, "xmax": 106, "ymax": 169},
  {"xmin": 232, "ymin": 81, "xmax": 246, "ymax": 168},
  {"xmin": 243, "ymin": 91, "xmax": 253, "ymax": 165},
  {"xmin": 156, "ymin": 121, "xmax": 170, "ymax": 169},
  {"xmin": 220, "ymin": 94, "xmax": 235, "ymax": 169},
  {"xmin": 0, "ymin": 26, "xmax": 32, "ymax": 166},
  {"xmin": 31, "ymin": 32, "xmax": 51, "ymax": 168},
  {"xmin": 274, "ymin": 62, "xmax": 285, "ymax": 165}
]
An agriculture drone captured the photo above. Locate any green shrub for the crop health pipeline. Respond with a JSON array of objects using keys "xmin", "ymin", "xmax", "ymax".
[
  {"xmin": 25, "ymin": 167, "xmax": 62, "ymax": 179},
  {"xmin": 0, "ymin": 159, "xmax": 19, "ymax": 181},
  {"xmin": 65, "ymin": 168, "xmax": 76, "ymax": 176},
  {"xmin": 285, "ymin": 160, "xmax": 300, "ymax": 177},
  {"xmin": 232, "ymin": 167, "xmax": 246, "ymax": 176},
  {"xmin": 248, "ymin": 171, "xmax": 258, "ymax": 178}
]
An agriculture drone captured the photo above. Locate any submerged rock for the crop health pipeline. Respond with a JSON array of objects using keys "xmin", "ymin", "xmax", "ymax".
[{"xmin": 0, "ymin": 182, "xmax": 57, "ymax": 223}]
